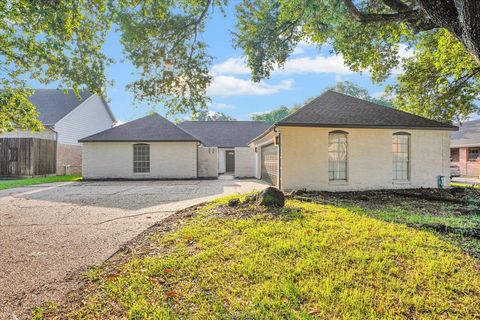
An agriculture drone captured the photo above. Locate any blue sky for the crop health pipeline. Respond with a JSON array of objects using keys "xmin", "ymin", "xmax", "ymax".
[{"xmin": 39, "ymin": 3, "xmax": 396, "ymax": 123}]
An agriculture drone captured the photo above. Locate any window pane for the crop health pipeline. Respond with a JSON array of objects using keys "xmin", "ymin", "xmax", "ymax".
[
  {"xmin": 392, "ymin": 134, "xmax": 409, "ymax": 180},
  {"xmin": 328, "ymin": 132, "xmax": 348, "ymax": 181},
  {"xmin": 133, "ymin": 144, "xmax": 150, "ymax": 173}
]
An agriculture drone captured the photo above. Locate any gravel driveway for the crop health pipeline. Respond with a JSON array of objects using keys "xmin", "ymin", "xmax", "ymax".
[{"xmin": 0, "ymin": 178, "xmax": 267, "ymax": 318}]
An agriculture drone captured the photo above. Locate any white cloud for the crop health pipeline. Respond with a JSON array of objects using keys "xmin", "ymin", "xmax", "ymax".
[
  {"xmin": 292, "ymin": 40, "xmax": 314, "ymax": 55},
  {"xmin": 211, "ymin": 103, "xmax": 236, "ymax": 110},
  {"xmin": 211, "ymin": 58, "xmax": 250, "ymax": 75},
  {"xmin": 211, "ymin": 54, "xmax": 353, "ymax": 77},
  {"xmin": 207, "ymin": 75, "xmax": 294, "ymax": 97}
]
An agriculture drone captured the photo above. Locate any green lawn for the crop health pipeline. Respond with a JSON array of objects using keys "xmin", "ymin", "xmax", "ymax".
[
  {"xmin": 0, "ymin": 175, "xmax": 81, "ymax": 190},
  {"xmin": 37, "ymin": 195, "xmax": 480, "ymax": 319}
]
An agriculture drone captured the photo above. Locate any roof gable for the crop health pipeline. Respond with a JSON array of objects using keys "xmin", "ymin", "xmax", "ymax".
[
  {"xmin": 28, "ymin": 89, "xmax": 97, "ymax": 125},
  {"xmin": 278, "ymin": 90, "xmax": 457, "ymax": 130},
  {"xmin": 79, "ymin": 113, "xmax": 198, "ymax": 142},
  {"xmin": 178, "ymin": 121, "xmax": 271, "ymax": 147}
]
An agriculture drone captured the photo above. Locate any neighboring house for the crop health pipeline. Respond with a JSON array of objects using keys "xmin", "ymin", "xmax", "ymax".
[
  {"xmin": 0, "ymin": 89, "xmax": 115, "ymax": 175},
  {"xmin": 177, "ymin": 121, "xmax": 270, "ymax": 177},
  {"xmin": 450, "ymin": 119, "xmax": 480, "ymax": 177},
  {"xmin": 250, "ymin": 91, "xmax": 457, "ymax": 191}
]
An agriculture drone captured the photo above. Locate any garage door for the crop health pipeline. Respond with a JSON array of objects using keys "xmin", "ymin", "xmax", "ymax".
[{"xmin": 261, "ymin": 144, "xmax": 278, "ymax": 186}]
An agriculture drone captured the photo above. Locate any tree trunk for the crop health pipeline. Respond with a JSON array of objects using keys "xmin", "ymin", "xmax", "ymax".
[{"xmin": 416, "ymin": 0, "xmax": 480, "ymax": 65}]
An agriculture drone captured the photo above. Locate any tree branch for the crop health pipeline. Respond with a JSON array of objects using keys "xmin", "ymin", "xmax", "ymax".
[{"xmin": 343, "ymin": 0, "xmax": 419, "ymax": 23}]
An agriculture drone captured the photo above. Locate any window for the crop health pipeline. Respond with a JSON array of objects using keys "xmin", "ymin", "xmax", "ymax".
[
  {"xmin": 450, "ymin": 148, "xmax": 459, "ymax": 162},
  {"xmin": 392, "ymin": 133, "xmax": 410, "ymax": 180},
  {"xmin": 8, "ymin": 148, "xmax": 18, "ymax": 162},
  {"xmin": 468, "ymin": 148, "xmax": 479, "ymax": 161},
  {"xmin": 328, "ymin": 131, "xmax": 348, "ymax": 181},
  {"xmin": 133, "ymin": 144, "xmax": 150, "ymax": 173}
]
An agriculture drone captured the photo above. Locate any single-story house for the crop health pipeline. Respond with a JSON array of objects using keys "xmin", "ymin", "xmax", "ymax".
[
  {"xmin": 250, "ymin": 90, "xmax": 457, "ymax": 191},
  {"xmin": 0, "ymin": 89, "xmax": 115, "ymax": 176},
  {"xmin": 177, "ymin": 121, "xmax": 270, "ymax": 177},
  {"xmin": 80, "ymin": 90, "xmax": 456, "ymax": 191},
  {"xmin": 450, "ymin": 119, "xmax": 480, "ymax": 177},
  {"xmin": 80, "ymin": 115, "xmax": 269, "ymax": 179}
]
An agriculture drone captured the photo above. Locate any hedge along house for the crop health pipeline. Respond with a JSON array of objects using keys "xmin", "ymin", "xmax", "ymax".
[
  {"xmin": 178, "ymin": 121, "xmax": 270, "ymax": 178},
  {"xmin": 250, "ymin": 91, "xmax": 457, "ymax": 191},
  {"xmin": 79, "ymin": 114, "xmax": 202, "ymax": 179}
]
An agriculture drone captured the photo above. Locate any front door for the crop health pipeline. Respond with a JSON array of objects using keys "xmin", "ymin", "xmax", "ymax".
[{"xmin": 225, "ymin": 150, "xmax": 235, "ymax": 172}]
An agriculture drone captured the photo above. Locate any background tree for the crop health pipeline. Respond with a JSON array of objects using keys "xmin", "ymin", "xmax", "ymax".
[
  {"xmin": 328, "ymin": 81, "xmax": 393, "ymax": 108},
  {"xmin": 192, "ymin": 110, "xmax": 236, "ymax": 121},
  {"xmin": 3, "ymin": 0, "xmax": 480, "ymax": 132},
  {"xmin": 0, "ymin": 0, "xmax": 111, "ymax": 133}
]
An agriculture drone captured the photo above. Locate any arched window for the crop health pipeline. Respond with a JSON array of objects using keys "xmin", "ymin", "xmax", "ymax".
[
  {"xmin": 133, "ymin": 143, "xmax": 150, "ymax": 173},
  {"xmin": 328, "ymin": 131, "xmax": 348, "ymax": 181},
  {"xmin": 392, "ymin": 132, "xmax": 410, "ymax": 180}
]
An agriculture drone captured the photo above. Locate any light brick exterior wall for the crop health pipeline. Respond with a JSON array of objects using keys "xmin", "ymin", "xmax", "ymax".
[
  {"xmin": 82, "ymin": 141, "xmax": 197, "ymax": 179},
  {"xmin": 234, "ymin": 147, "xmax": 256, "ymax": 178},
  {"xmin": 252, "ymin": 127, "xmax": 451, "ymax": 191},
  {"xmin": 198, "ymin": 147, "xmax": 218, "ymax": 178}
]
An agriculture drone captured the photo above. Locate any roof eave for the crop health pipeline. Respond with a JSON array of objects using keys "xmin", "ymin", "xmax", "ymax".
[
  {"xmin": 79, "ymin": 139, "xmax": 200, "ymax": 143},
  {"xmin": 248, "ymin": 125, "xmax": 276, "ymax": 145},
  {"xmin": 276, "ymin": 122, "xmax": 459, "ymax": 131}
]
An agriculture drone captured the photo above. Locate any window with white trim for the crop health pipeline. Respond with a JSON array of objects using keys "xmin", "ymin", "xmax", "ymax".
[
  {"xmin": 328, "ymin": 131, "xmax": 348, "ymax": 181},
  {"xmin": 133, "ymin": 144, "xmax": 150, "ymax": 173},
  {"xmin": 392, "ymin": 133, "xmax": 410, "ymax": 180}
]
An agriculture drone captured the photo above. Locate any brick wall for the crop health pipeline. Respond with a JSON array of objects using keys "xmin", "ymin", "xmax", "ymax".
[
  {"xmin": 57, "ymin": 143, "xmax": 82, "ymax": 175},
  {"xmin": 451, "ymin": 147, "xmax": 480, "ymax": 177}
]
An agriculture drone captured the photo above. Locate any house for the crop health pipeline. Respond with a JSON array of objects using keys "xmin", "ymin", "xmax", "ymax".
[
  {"xmin": 177, "ymin": 121, "xmax": 270, "ymax": 177},
  {"xmin": 80, "ymin": 114, "xmax": 200, "ymax": 179},
  {"xmin": 450, "ymin": 119, "xmax": 480, "ymax": 177},
  {"xmin": 0, "ymin": 89, "xmax": 115, "ymax": 176},
  {"xmin": 80, "ymin": 115, "xmax": 270, "ymax": 179},
  {"xmin": 80, "ymin": 90, "xmax": 456, "ymax": 191},
  {"xmin": 249, "ymin": 91, "xmax": 457, "ymax": 191}
]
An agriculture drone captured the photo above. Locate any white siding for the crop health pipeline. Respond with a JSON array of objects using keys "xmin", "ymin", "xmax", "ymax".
[
  {"xmin": 82, "ymin": 141, "xmax": 197, "ymax": 179},
  {"xmin": 54, "ymin": 94, "xmax": 114, "ymax": 145},
  {"xmin": 234, "ymin": 147, "xmax": 256, "ymax": 178}
]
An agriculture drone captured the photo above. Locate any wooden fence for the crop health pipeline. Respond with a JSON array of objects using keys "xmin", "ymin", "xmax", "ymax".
[{"xmin": 0, "ymin": 138, "xmax": 56, "ymax": 176}]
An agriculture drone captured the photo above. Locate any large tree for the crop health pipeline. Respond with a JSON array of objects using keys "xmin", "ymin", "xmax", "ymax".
[{"xmin": 3, "ymin": 1, "xmax": 480, "ymax": 132}]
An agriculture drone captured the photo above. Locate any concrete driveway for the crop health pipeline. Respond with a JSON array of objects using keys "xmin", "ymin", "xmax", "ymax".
[{"xmin": 0, "ymin": 178, "xmax": 267, "ymax": 318}]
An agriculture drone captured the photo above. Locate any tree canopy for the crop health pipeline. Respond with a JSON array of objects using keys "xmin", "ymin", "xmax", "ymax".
[
  {"xmin": 192, "ymin": 110, "xmax": 236, "ymax": 121},
  {"xmin": 328, "ymin": 81, "xmax": 393, "ymax": 108},
  {"xmin": 2, "ymin": 0, "xmax": 480, "ymax": 132}
]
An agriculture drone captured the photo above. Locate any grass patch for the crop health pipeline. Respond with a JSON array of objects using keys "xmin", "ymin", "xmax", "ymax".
[
  {"xmin": 44, "ymin": 198, "xmax": 480, "ymax": 319},
  {"xmin": 0, "ymin": 175, "xmax": 81, "ymax": 190}
]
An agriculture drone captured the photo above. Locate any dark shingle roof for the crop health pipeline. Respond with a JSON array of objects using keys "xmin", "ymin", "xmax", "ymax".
[
  {"xmin": 28, "ymin": 89, "xmax": 106, "ymax": 125},
  {"xmin": 450, "ymin": 119, "xmax": 480, "ymax": 147},
  {"xmin": 178, "ymin": 121, "xmax": 271, "ymax": 147},
  {"xmin": 79, "ymin": 113, "xmax": 199, "ymax": 142},
  {"xmin": 277, "ymin": 90, "xmax": 458, "ymax": 130}
]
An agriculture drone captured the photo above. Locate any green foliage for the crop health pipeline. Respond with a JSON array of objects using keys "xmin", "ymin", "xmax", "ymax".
[
  {"xmin": 386, "ymin": 29, "xmax": 480, "ymax": 122},
  {"xmin": 329, "ymin": 81, "xmax": 393, "ymax": 107},
  {"xmin": 58, "ymin": 199, "xmax": 480, "ymax": 318},
  {"xmin": 192, "ymin": 110, "xmax": 236, "ymax": 121},
  {"xmin": 0, "ymin": 0, "xmax": 111, "ymax": 132},
  {"xmin": 251, "ymin": 105, "xmax": 292, "ymax": 124},
  {"xmin": 234, "ymin": 0, "xmax": 479, "ymax": 121},
  {"xmin": 0, "ymin": 175, "xmax": 81, "ymax": 190}
]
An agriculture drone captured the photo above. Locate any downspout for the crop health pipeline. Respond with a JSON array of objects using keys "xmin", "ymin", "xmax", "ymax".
[{"xmin": 273, "ymin": 126, "xmax": 281, "ymax": 190}]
